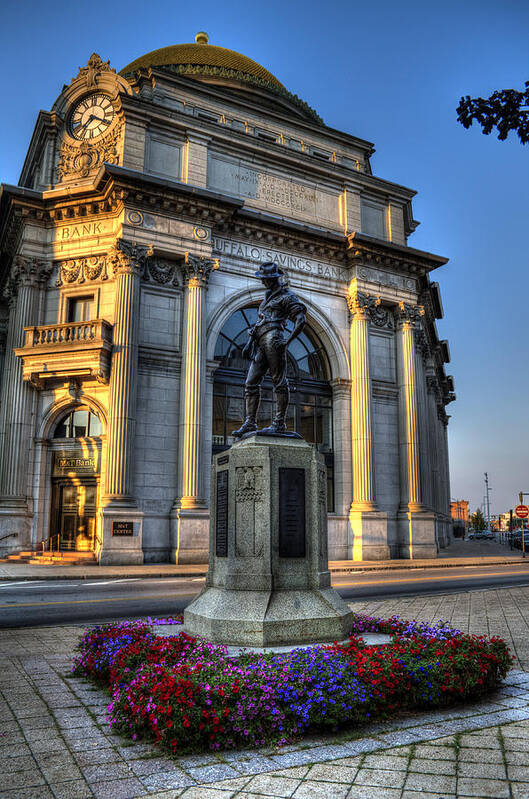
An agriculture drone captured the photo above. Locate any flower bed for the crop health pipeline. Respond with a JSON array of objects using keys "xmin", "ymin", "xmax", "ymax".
[{"xmin": 72, "ymin": 614, "xmax": 512, "ymax": 754}]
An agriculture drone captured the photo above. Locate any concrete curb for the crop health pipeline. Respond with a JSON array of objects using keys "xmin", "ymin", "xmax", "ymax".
[{"xmin": 0, "ymin": 556, "xmax": 527, "ymax": 580}]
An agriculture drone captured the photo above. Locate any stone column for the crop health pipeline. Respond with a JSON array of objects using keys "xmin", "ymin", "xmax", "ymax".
[
  {"xmin": 346, "ymin": 287, "xmax": 388, "ymax": 561},
  {"xmin": 415, "ymin": 329, "xmax": 432, "ymax": 511},
  {"xmin": 396, "ymin": 302, "xmax": 436, "ymax": 558},
  {"xmin": 0, "ymin": 257, "xmax": 49, "ymax": 551},
  {"xmin": 439, "ymin": 411, "xmax": 452, "ymax": 547},
  {"xmin": 329, "ymin": 378, "xmax": 352, "ymax": 560},
  {"xmin": 171, "ymin": 254, "xmax": 218, "ymax": 564},
  {"xmin": 100, "ymin": 240, "xmax": 151, "ymax": 565},
  {"xmin": 426, "ymin": 373, "xmax": 442, "ymax": 546}
]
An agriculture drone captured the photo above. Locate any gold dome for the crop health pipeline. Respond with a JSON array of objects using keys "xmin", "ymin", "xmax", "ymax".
[{"xmin": 120, "ymin": 34, "xmax": 285, "ymax": 89}]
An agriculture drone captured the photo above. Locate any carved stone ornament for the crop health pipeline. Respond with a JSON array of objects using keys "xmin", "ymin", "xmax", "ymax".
[
  {"xmin": 57, "ymin": 120, "xmax": 123, "ymax": 181},
  {"xmin": 4, "ymin": 256, "xmax": 52, "ymax": 300},
  {"xmin": 71, "ymin": 52, "xmax": 114, "ymax": 87},
  {"xmin": 415, "ymin": 327, "xmax": 430, "ymax": 360},
  {"xmin": 235, "ymin": 466, "xmax": 263, "ymax": 503},
  {"xmin": 395, "ymin": 301, "xmax": 425, "ymax": 327},
  {"xmin": 426, "ymin": 375, "xmax": 440, "ymax": 396},
  {"xmin": 56, "ymin": 256, "xmax": 108, "ymax": 287},
  {"xmin": 317, "ymin": 467, "xmax": 327, "ymax": 504},
  {"xmin": 183, "ymin": 253, "xmax": 219, "ymax": 287},
  {"xmin": 346, "ymin": 287, "xmax": 378, "ymax": 317},
  {"xmin": 346, "ymin": 288, "xmax": 393, "ymax": 328},
  {"xmin": 108, "ymin": 239, "xmax": 153, "ymax": 276},
  {"xmin": 143, "ymin": 258, "xmax": 181, "ymax": 287},
  {"xmin": 369, "ymin": 303, "xmax": 395, "ymax": 330}
]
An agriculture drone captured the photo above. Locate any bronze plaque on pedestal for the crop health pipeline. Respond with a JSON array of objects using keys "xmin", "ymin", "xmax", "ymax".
[
  {"xmin": 112, "ymin": 521, "xmax": 133, "ymax": 536},
  {"xmin": 216, "ymin": 470, "xmax": 228, "ymax": 557},
  {"xmin": 279, "ymin": 467, "xmax": 306, "ymax": 558}
]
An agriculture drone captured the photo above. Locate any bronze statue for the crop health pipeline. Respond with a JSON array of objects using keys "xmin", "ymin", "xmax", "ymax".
[{"xmin": 232, "ymin": 262, "xmax": 306, "ymax": 438}]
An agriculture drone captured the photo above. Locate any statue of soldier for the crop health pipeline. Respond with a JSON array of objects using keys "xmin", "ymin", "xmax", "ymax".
[{"xmin": 232, "ymin": 262, "xmax": 306, "ymax": 438}]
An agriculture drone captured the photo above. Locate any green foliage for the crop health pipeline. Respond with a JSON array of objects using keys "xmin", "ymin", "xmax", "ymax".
[
  {"xmin": 470, "ymin": 508, "xmax": 487, "ymax": 531},
  {"xmin": 457, "ymin": 82, "xmax": 529, "ymax": 144}
]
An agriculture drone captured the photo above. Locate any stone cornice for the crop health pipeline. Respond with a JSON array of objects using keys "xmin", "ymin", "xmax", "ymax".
[{"xmin": 347, "ymin": 231, "xmax": 448, "ymax": 277}]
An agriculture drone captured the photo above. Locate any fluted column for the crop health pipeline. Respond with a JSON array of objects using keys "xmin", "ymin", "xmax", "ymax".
[
  {"xmin": 396, "ymin": 302, "xmax": 425, "ymax": 512},
  {"xmin": 346, "ymin": 287, "xmax": 388, "ymax": 562},
  {"xmin": 177, "ymin": 254, "xmax": 218, "ymax": 509},
  {"xmin": 347, "ymin": 289, "xmax": 378, "ymax": 511},
  {"xmin": 1, "ymin": 257, "xmax": 48, "ymax": 500},
  {"xmin": 104, "ymin": 240, "xmax": 151, "ymax": 502}
]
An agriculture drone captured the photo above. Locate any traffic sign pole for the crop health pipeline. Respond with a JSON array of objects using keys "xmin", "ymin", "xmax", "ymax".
[{"xmin": 515, "ymin": 505, "xmax": 528, "ymax": 558}]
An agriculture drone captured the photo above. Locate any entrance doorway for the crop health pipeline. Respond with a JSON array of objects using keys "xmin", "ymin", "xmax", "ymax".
[{"xmin": 51, "ymin": 481, "xmax": 98, "ymax": 551}]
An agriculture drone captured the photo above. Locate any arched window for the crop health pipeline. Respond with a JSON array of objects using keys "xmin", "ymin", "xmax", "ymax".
[
  {"xmin": 213, "ymin": 305, "xmax": 334, "ymax": 509},
  {"xmin": 53, "ymin": 407, "xmax": 103, "ymax": 438}
]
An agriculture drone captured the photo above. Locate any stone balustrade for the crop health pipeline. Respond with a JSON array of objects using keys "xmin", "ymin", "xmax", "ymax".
[
  {"xmin": 25, "ymin": 319, "xmax": 112, "ymax": 348},
  {"xmin": 14, "ymin": 319, "xmax": 113, "ymax": 387}
]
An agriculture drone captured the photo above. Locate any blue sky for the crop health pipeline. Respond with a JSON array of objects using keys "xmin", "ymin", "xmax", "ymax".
[{"xmin": 1, "ymin": 0, "xmax": 528, "ymax": 516}]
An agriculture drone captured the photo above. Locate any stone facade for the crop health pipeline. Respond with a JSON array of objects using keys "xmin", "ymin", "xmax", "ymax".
[{"xmin": 0, "ymin": 37, "xmax": 455, "ymax": 564}]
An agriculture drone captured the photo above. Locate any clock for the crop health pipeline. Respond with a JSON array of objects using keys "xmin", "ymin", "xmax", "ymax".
[{"xmin": 69, "ymin": 94, "xmax": 115, "ymax": 141}]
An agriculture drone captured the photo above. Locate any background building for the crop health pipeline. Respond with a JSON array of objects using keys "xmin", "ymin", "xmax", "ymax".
[{"xmin": 0, "ymin": 35, "xmax": 455, "ymax": 564}]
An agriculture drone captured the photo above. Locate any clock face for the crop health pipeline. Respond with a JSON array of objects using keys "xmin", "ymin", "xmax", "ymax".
[{"xmin": 70, "ymin": 94, "xmax": 115, "ymax": 140}]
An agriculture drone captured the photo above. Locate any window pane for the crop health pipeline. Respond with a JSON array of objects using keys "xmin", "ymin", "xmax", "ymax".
[
  {"xmin": 212, "ymin": 396, "xmax": 225, "ymax": 445},
  {"xmin": 300, "ymin": 402, "xmax": 315, "ymax": 441},
  {"xmin": 72, "ymin": 410, "xmax": 88, "ymax": 437},
  {"xmin": 88, "ymin": 412, "xmax": 102, "ymax": 437},
  {"xmin": 361, "ymin": 202, "xmax": 387, "ymax": 239},
  {"xmin": 54, "ymin": 414, "xmax": 70, "ymax": 438},
  {"xmin": 69, "ymin": 297, "xmax": 94, "ymax": 323}
]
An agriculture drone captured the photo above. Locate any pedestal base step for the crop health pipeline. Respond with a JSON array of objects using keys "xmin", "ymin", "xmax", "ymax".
[{"xmin": 184, "ymin": 586, "xmax": 353, "ymax": 648}]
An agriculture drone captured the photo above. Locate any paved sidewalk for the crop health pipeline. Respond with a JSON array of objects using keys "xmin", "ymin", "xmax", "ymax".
[
  {"xmin": 0, "ymin": 539, "xmax": 526, "ymax": 581},
  {"xmin": 2, "ymin": 587, "xmax": 529, "ymax": 798}
]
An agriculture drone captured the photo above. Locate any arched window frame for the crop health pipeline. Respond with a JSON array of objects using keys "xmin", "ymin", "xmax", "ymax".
[
  {"xmin": 213, "ymin": 304, "xmax": 334, "ymax": 510},
  {"xmin": 52, "ymin": 406, "xmax": 103, "ymax": 439}
]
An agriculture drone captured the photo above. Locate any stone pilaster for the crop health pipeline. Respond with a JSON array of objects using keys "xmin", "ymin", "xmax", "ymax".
[
  {"xmin": 171, "ymin": 254, "xmax": 218, "ymax": 564},
  {"xmin": 346, "ymin": 287, "xmax": 388, "ymax": 561},
  {"xmin": 0, "ymin": 256, "xmax": 50, "ymax": 552},
  {"xmin": 100, "ymin": 239, "xmax": 151, "ymax": 565},
  {"xmin": 329, "ymin": 378, "xmax": 352, "ymax": 561},
  {"xmin": 396, "ymin": 302, "xmax": 436, "ymax": 558}
]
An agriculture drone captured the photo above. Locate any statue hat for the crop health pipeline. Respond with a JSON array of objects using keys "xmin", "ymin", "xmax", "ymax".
[{"xmin": 254, "ymin": 261, "xmax": 284, "ymax": 279}]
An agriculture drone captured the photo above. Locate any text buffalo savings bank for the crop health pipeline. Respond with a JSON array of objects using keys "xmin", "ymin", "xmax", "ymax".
[{"xmin": 0, "ymin": 33, "xmax": 455, "ymax": 565}]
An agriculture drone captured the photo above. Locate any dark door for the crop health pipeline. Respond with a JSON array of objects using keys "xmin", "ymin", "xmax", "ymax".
[{"xmin": 53, "ymin": 481, "xmax": 97, "ymax": 551}]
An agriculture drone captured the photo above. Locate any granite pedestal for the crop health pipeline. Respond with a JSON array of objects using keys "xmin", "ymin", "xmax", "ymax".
[{"xmin": 184, "ymin": 435, "xmax": 352, "ymax": 647}]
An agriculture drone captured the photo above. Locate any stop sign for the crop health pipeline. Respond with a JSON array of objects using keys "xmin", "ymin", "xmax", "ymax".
[{"xmin": 516, "ymin": 505, "xmax": 529, "ymax": 518}]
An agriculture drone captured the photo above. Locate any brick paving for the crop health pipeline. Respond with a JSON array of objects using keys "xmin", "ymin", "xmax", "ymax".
[{"xmin": 2, "ymin": 587, "xmax": 529, "ymax": 798}]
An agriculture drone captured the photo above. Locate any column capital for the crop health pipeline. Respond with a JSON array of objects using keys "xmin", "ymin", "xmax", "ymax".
[
  {"xmin": 347, "ymin": 287, "xmax": 394, "ymax": 329},
  {"xmin": 108, "ymin": 239, "xmax": 153, "ymax": 276},
  {"xmin": 183, "ymin": 252, "xmax": 219, "ymax": 288},
  {"xmin": 5, "ymin": 256, "xmax": 52, "ymax": 300},
  {"xmin": 347, "ymin": 287, "xmax": 378, "ymax": 318},
  {"xmin": 395, "ymin": 301, "xmax": 425, "ymax": 328}
]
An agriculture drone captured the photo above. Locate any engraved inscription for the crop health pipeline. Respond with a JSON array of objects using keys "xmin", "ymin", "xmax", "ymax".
[
  {"xmin": 279, "ymin": 468, "xmax": 306, "ymax": 558},
  {"xmin": 215, "ymin": 470, "xmax": 228, "ymax": 557},
  {"xmin": 213, "ymin": 236, "xmax": 348, "ymax": 282}
]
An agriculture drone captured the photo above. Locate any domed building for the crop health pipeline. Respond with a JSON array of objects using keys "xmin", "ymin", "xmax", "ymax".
[{"xmin": 0, "ymin": 34, "xmax": 454, "ymax": 564}]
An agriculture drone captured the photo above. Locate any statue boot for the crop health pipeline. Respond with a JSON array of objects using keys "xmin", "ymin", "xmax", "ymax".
[
  {"xmin": 232, "ymin": 392, "xmax": 259, "ymax": 438},
  {"xmin": 260, "ymin": 388, "xmax": 289, "ymax": 435}
]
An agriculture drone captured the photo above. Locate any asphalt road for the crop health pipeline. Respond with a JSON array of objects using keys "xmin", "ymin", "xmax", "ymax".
[{"xmin": 2, "ymin": 562, "xmax": 529, "ymax": 628}]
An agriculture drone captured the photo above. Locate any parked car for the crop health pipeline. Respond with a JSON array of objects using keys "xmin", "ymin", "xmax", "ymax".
[{"xmin": 512, "ymin": 531, "xmax": 529, "ymax": 550}]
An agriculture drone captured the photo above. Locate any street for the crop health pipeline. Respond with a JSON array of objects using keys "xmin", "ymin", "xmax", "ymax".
[{"xmin": 2, "ymin": 561, "xmax": 529, "ymax": 627}]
